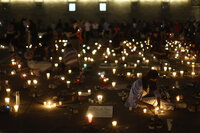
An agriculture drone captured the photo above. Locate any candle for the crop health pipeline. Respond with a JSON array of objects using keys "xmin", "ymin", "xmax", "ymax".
[
  {"xmin": 33, "ymin": 79, "xmax": 38, "ymax": 85},
  {"xmin": 164, "ymin": 66, "xmax": 167, "ymax": 71},
  {"xmin": 137, "ymin": 60, "xmax": 140, "ymax": 64},
  {"xmin": 180, "ymin": 71, "xmax": 184, "ymax": 77},
  {"xmin": 59, "ymin": 57, "xmax": 62, "ymax": 61},
  {"xmin": 191, "ymin": 72, "xmax": 195, "ymax": 76},
  {"xmin": 54, "ymin": 63, "xmax": 58, "ymax": 68},
  {"xmin": 87, "ymin": 113, "xmax": 93, "ymax": 123},
  {"xmin": 97, "ymin": 95, "xmax": 103, "ymax": 104},
  {"xmin": 5, "ymin": 97, "xmax": 10, "ymax": 104},
  {"xmin": 68, "ymin": 69, "xmax": 72, "ymax": 74},
  {"xmin": 59, "ymin": 101, "xmax": 62, "ymax": 106},
  {"xmin": 112, "ymin": 69, "xmax": 116, "ymax": 74},
  {"xmin": 66, "ymin": 81, "xmax": 71, "ymax": 88},
  {"xmin": 18, "ymin": 64, "xmax": 21, "ymax": 69},
  {"xmin": 112, "ymin": 82, "xmax": 116, "ymax": 88},
  {"xmin": 11, "ymin": 70, "xmax": 16, "ymax": 75},
  {"xmin": 78, "ymin": 91, "xmax": 82, "ymax": 96},
  {"xmin": 88, "ymin": 89, "xmax": 91, "ymax": 94},
  {"xmin": 27, "ymin": 80, "xmax": 31, "ymax": 85},
  {"xmin": 46, "ymin": 73, "xmax": 50, "ymax": 79},
  {"xmin": 143, "ymin": 108, "xmax": 147, "ymax": 113},
  {"xmin": 50, "ymin": 57, "xmax": 53, "ymax": 61},
  {"xmin": 168, "ymin": 67, "xmax": 172, "ymax": 71},
  {"xmin": 14, "ymin": 105, "xmax": 19, "ymax": 112},
  {"xmin": 61, "ymin": 76, "xmax": 65, "ymax": 81},
  {"xmin": 6, "ymin": 88, "xmax": 11, "ymax": 93},
  {"xmin": 172, "ymin": 72, "xmax": 177, "ymax": 78},
  {"xmin": 114, "ymin": 60, "xmax": 118, "ymax": 64},
  {"xmin": 112, "ymin": 121, "xmax": 117, "ymax": 127},
  {"xmin": 122, "ymin": 56, "xmax": 125, "ymax": 61},
  {"xmin": 176, "ymin": 95, "xmax": 180, "ymax": 102},
  {"xmin": 127, "ymin": 72, "xmax": 131, "ymax": 77},
  {"xmin": 124, "ymin": 64, "xmax": 127, "ymax": 68},
  {"xmin": 134, "ymin": 63, "xmax": 137, "ymax": 68}
]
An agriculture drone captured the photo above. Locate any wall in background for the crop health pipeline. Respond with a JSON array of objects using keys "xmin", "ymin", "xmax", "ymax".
[{"xmin": 0, "ymin": 1, "xmax": 199, "ymax": 26}]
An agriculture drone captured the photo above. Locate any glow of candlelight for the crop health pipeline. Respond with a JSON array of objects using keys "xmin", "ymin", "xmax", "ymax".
[
  {"xmin": 46, "ymin": 73, "xmax": 50, "ymax": 79},
  {"xmin": 97, "ymin": 95, "xmax": 103, "ymax": 104},
  {"xmin": 176, "ymin": 95, "xmax": 180, "ymax": 102},
  {"xmin": 143, "ymin": 108, "xmax": 147, "ymax": 113},
  {"xmin": 112, "ymin": 121, "xmax": 117, "ymax": 127},
  {"xmin": 87, "ymin": 113, "xmax": 93, "ymax": 123},
  {"xmin": 5, "ymin": 97, "xmax": 10, "ymax": 104},
  {"xmin": 112, "ymin": 69, "xmax": 116, "ymax": 74},
  {"xmin": 14, "ymin": 105, "xmax": 19, "ymax": 112},
  {"xmin": 112, "ymin": 82, "xmax": 116, "ymax": 88}
]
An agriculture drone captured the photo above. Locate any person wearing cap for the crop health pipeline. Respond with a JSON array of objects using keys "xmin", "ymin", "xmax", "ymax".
[{"xmin": 125, "ymin": 70, "xmax": 160, "ymax": 110}]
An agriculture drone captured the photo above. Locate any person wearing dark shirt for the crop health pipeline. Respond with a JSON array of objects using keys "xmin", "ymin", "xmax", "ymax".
[{"xmin": 69, "ymin": 21, "xmax": 82, "ymax": 52}]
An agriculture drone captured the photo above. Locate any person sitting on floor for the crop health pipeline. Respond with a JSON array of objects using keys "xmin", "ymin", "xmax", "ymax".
[
  {"xmin": 26, "ymin": 45, "xmax": 52, "ymax": 76},
  {"xmin": 62, "ymin": 43, "xmax": 80, "ymax": 73}
]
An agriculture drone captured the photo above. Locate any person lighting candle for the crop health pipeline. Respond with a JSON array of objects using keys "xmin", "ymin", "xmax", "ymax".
[{"xmin": 125, "ymin": 70, "xmax": 160, "ymax": 111}]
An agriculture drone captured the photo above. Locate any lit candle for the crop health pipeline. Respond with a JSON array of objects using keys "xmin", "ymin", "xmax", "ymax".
[
  {"xmin": 11, "ymin": 70, "xmax": 16, "ymax": 75},
  {"xmin": 112, "ymin": 82, "xmax": 116, "ymax": 88},
  {"xmin": 180, "ymin": 71, "xmax": 184, "ymax": 77},
  {"xmin": 137, "ymin": 60, "xmax": 140, "ymax": 64},
  {"xmin": 88, "ymin": 89, "xmax": 91, "ymax": 94},
  {"xmin": 68, "ymin": 69, "xmax": 72, "ymax": 74},
  {"xmin": 134, "ymin": 63, "xmax": 137, "ymax": 68},
  {"xmin": 27, "ymin": 80, "xmax": 31, "ymax": 85},
  {"xmin": 6, "ymin": 88, "xmax": 11, "ymax": 93},
  {"xmin": 59, "ymin": 101, "xmax": 62, "ymax": 106},
  {"xmin": 112, "ymin": 121, "xmax": 117, "ymax": 127},
  {"xmin": 66, "ymin": 80, "xmax": 71, "ymax": 88},
  {"xmin": 87, "ymin": 113, "xmax": 93, "ymax": 123},
  {"xmin": 122, "ymin": 56, "xmax": 125, "ymax": 61},
  {"xmin": 143, "ymin": 108, "xmax": 147, "ymax": 113},
  {"xmin": 176, "ymin": 95, "xmax": 180, "ymax": 102},
  {"xmin": 191, "ymin": 71, "xmax": 195, "ymax": 76},
  {"xmin": 172, "ymin": 72, "xmax": 177, "ymax": 78},
  {"xmin": 127, "ymin": 72, "xmax": 131, "ymax": 77},
  {"xmin": 112, "ymin": 69, "xmax": 116, "ymax": 74},
  {"xmin": 168, "ymin": 67, "xmax": 172, "ymax": 71},
  {"xmin": 114, "ymin": 60, "xmax": 118, "ymax": 64},
  {"xmin": 59, "ymin": 57, "xmax": 62, "ymax": 61},
  {"xmin": 78, "ymin": 91, "xmax": 82, "ymax": 96},
  {"xmin": 46, "ymin": 73, "xmax": 50, "ymax": 79},
  {"xmin": 124, "ymin": 64, "xmax": 127, "ymax": 68},
  {"xmin": 14, "ymin": 105, "xmax": 19, "ymax": 112},
  {"xmin": 5, "ymin": 97, "xmax": 10, "ymax": 104},
  {"xmin": 33, "ymin": 79, "xmax": 38, "ymax": 85},
  {"xmin": 54, "ymin": 63, "xmax": 58, "ymax": 68},
  {"xmin": 97, "ymin": 95, "xmax": 103, "ymax": 104},
  {"xmin": 18, "ymin": 64, "xmax": 21, "ymax": 69},
  {"xmin": 61, "ymin": 76, "xmax": 65, "ymax": 81},
  {"xmin": 164, "ymin": 66, "xmax": 168, "ymax": 71}
]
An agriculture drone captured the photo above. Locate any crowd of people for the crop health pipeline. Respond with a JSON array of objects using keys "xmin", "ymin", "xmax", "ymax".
[{"xmin": 0, "ymin": 18, "xmax": 200, "ymax": 76}]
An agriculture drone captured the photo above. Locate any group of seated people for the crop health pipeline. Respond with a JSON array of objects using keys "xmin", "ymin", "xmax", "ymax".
[{"xmin": 22, "ymin": 42, "xmax": 79, "ymax": 76}]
